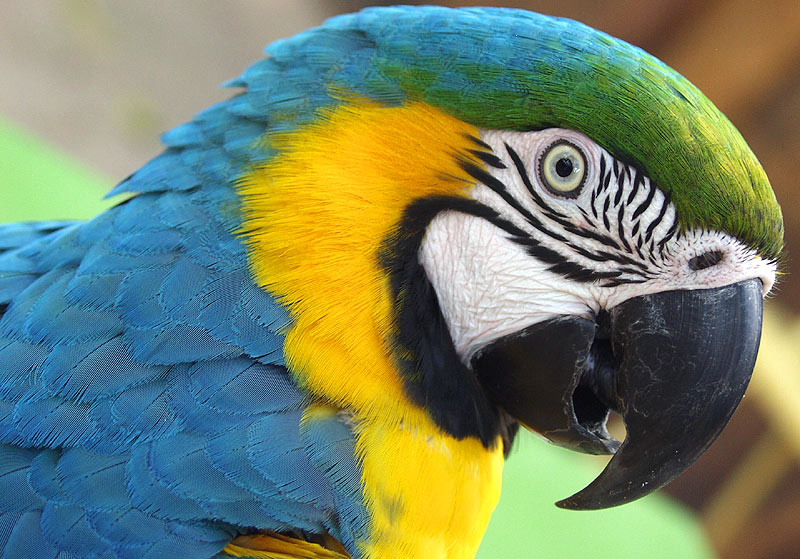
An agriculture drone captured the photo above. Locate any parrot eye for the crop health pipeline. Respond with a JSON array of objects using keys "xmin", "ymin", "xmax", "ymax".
[{"xmin": 539, "ymin": 141, "xmax": 587, "ymax": 197}]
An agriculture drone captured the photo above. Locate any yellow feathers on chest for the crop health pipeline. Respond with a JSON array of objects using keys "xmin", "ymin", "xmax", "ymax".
[{"xmin": 237, "ymin": 100, "xmax": 505, "ymax": 558}]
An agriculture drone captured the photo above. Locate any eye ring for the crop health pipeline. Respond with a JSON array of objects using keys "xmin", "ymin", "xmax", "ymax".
[{"xmin": 538, "ymin": 140, "xmax": 587, "ymax": 198}]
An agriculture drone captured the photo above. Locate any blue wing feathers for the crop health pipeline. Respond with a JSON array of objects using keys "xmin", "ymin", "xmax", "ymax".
[
  {"xmin": 27, "ymin": 451, "xmax": 67, "ymax": 505},
  {"xmin": 248, "ymin": 413, "xmax": 337, "ymax": 509},
  {"xmin": 23, "ymin": 273, "xmax": 123, "ymax": 347},
  {"xmin": 187, "ymin": 360, "xmax": 303, "ymax": 415},
  {"xmin": 116, "ymin": 267, "xmax": 175, "ymax": 329},
  {"xmin": 0, "ymin": 276, "xmax": 37, "ymax": 308},
  {"xmin": 160, "ymin": 121, "xmax": 205, "ymax": 149},
  {"xmin": 124, "ymin": 322, "xmax": 243, "ymax": 366},
  {"xmin": 2, "ymin": 510, "xmax": 60, "ymax": 559},
  {"xmin": 125, "ymin": 445, "xmax": 210, "ymax": 522},
  {"xmin": 40, "ymin": 336, "xmax": 168, "ymax": 404},
  {"xmin": 0, "ymin": 512, "xmax": 23, "ymax": 553},
  {"xmin": 0, "ymin": 270, "xmax": 63, "ymax": 340},
  {"xmin": 89, "ymin": 375, "xmax": 185, "ymax": 450},
  {"xmin": 301, "ymin": 412, "xmax": 370, "ymax": 550},
  {"xmin": 0, "ymin": 195, "xmax": 368, "ymax": 559},
  {"xmin": 40, "ymin": 502, "xmax": 108, "ymax": 556},
  {"xmin": 0, "ymin": 446, "xmax": 41, "ymax": 514},
  {"xmin": 64, "ymin": 272, "xmax": 125, "ymax": 311},
  {"xmin": 12, "ymin": 395, "xmax": 96, "ymax": 449},
  {"xmin": 0, "ymin": 340, "xmax": 48, "ymax": 382},
  {"xmin": 57, "ymin": 449, "xmax": 130, "ymax": 512},
  {"xmin": 0, "ymin": 223, "xmax": 77, "ymax": 252},
  {"xmin": 147, "ymin": 433, "xmax": 255, "ymax": 503},
  {"xmin": 86, "ymin": 508, "xmax": 170, "ymax": 550}
]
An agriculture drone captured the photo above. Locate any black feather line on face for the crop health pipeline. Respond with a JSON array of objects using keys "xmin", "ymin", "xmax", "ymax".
[
  {"xmin": 468, "ymin": 149, "xmax": 507, "ymax": 170},
  {"xmin": 597, "ymin": 155, "xmax": 607, "ymax": 193},
  {"xmin": 613, "ymin": 172, "xmax": 624, "ymax": 206},
  {"xmin": 503, "ymin": 143, "xmax": 568, "ymax": 221},
  {"xmin": 563, "ymin": 222, "xmax": 621, "ymax": 251},
  {"xmin": 645, "ymin": 191, "xmax": 671, "ymax": 243},
  {"xmin": 617, "ymin": 205, "xmax": 631, "ymax": 252},
  {"xmin": 658, "ymin": 220, "xmax": 678, "ymax": 256},
  {"xmin": 464, "ymin": 146, "xmax": 652, "ymax": 281},
  {"xmin": 628, "ymin": 169, "xmax": 644, "ymax": 204},
  {"xmin": 380, "ymin": 195, "xmax": 520, "ymax": 453},
  {"xmin": 631, "ymin": 182, "xmax": 657, "ymax": 221},
  {"xmin": 464, "ymin": 133, "xmax": 493, "ymax": 151},
  {"xmin": 459, "ymin": 160, "xmax": 571, "ymax": 245}
]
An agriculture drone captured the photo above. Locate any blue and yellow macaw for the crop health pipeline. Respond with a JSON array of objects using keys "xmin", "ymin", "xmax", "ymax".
[{"xmin": 0, "ymin": 6, "xmax": 783, "ymax": 559}]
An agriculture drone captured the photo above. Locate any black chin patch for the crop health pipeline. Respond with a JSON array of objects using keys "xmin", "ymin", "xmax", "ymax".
[{"xmin": 380, "ymin": 195, "xmax": 521, "ymax": 452}]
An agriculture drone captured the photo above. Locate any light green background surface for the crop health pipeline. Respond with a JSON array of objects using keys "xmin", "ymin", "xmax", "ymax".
[{"xmin": 0, "ymin": 116, "xmax": 714, "ymax": 559}]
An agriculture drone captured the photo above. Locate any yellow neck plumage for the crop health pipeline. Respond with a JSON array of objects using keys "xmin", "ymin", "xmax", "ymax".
[{"xmin": 237, "ymin": 99, "xmax": 505, "ymax": 559}]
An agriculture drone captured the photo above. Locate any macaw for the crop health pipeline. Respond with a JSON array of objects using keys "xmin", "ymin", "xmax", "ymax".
[{"xmin": 0, "ymin": 6, "xmax": 783, "ymax": 559}]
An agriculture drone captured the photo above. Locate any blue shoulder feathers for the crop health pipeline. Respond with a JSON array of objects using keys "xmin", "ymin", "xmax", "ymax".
[{"xmin": 0, "ymin": 61, "xmax": 368, "ymax": 557}]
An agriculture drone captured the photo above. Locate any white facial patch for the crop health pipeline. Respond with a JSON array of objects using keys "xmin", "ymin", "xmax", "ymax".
[
  {"xmin": 420, "ymin": 210, "xmax": 597, "ymax": 363},
  {"xmin": 419, "ymin": 128, "xmax": 778, "ymax": 363}
]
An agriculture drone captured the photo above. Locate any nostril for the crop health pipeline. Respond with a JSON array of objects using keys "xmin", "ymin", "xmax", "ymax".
[{"xmin": 689, "ymin": 250, "xmax": 724, "ymax": 271}]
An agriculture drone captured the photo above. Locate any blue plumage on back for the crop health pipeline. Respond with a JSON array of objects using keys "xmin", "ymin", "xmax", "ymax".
[{"xmin": 0, "ymin": 169, "xmax": 373, "ymax": 555}]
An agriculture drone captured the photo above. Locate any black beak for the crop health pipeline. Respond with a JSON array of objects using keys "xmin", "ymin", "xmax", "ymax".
[{"xmin": 473, "ymin": 278, "xmax": 763, "ymax": 509}]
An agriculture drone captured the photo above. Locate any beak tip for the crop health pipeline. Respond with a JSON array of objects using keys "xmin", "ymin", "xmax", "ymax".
[
  {"xmin": 554, "ymin": 491, "xmax": 610, "ymax": 511},
  {"xmin": 554, "ymin": 487, "xmax": 614, "ymax": 511},
  {"xmin": 554, "ymin": 497, "xmax": 581, "ymax": 510},
  {"xmin": 555, "ymin": 278, "xmax": 763, "ymax": 512},
  {"xmin": 554, "ymin": 479, "xmax": 650, "ymax": 510}
]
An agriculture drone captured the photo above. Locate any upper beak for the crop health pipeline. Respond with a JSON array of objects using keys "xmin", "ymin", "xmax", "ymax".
[{"xmin": 472, "ymin": 278, "xmax": 763, "ymax": 509}]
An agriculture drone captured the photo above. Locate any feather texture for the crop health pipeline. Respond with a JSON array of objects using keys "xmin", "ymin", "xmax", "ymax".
[{"xmin": 0, "ymin": 5, "xmax": 784, "ymax": 559}]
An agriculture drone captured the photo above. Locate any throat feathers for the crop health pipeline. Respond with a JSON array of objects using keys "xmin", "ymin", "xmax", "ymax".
[{"xmin": 237, "ymin": 100, "xmax": 505, "ymax": 558}]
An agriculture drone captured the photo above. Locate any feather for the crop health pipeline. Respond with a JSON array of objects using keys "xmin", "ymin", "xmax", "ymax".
[
  {"xmin": 40, "ymin": 335, "xmax": 167, "ymax": 403},
  {"xmin": 86, "ymin": 373, "xmax": 184, "ymax": 452},
  {"xmin": 40, "ymin": 502, "xmax": 107, "ymax": 556},
  {"xmin": 85, "ymin": 507, "xmax": 169, "ymax": 549},
  {"xmin": 12, "ymin": 394, "xmax": 94, "ymax": 448},
  {"xmin": 27, "ymin": 450, "xmax": 67, "ymax": 505},
  {"xmin": 147, "ymin": 432, "xmax": 254, "ymax": 503},
  {"xmin": 122, "ymin": 323, "xmax": 241, "ymax": 366},
  {"xmin": 224, "ymin": 532, "xmax": 350, "ymax": 559},
  {"xmin": 23, "ymin": 273, "xmax": 122, "ymax": 347},
  {"xmin": 57, "ymin": 448, "xmax": 130, "ymax": 511},
  {"xmin": 0, "ymin": 445, "xmax": 42, "ymax": 514},
  {"xmin": 187, "ymin": 359, "xmax": 303, "ymax": 416},
  {"xmin": 300, "ymin": 410, "xmax": 368, "ymax": 550},
  {"xmin": 248, "ymin": 413, "xmax": 335, "ymax": 508},
  {"xmin": 2, "ymin": 510, "xmax": 60, "ymax": 559},
  {"xmin": 63, "ymin": 272, "xmax": 124, "ymax": 311},
  {"xmin": 125, "ymin": 445, "xmax": 208, "ymax": 522},
  {"xmin": 161, "ymin": 121, "xmax": 205, "ymax": 149}
]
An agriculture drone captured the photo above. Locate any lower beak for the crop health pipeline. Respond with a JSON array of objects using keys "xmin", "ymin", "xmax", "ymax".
[{"xmin": 473, "ymin": 278, "xmax": 763, "ymax": 509}]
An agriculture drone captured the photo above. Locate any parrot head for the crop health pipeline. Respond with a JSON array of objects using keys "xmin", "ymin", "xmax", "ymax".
[{"xmin": 236, "ymin": 6, "xmax": 783, "ymax": 513}]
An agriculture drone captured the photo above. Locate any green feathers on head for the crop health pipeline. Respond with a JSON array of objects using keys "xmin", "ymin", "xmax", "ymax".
[{"xmin": 320, "ymin": 7, "xmax": 783, "ymax": 261}]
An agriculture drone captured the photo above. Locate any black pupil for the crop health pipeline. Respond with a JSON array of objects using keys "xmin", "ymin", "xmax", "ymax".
[{"xmin": 555, "ymin": 156, "xmax": 573, "ymax": 178}]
